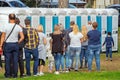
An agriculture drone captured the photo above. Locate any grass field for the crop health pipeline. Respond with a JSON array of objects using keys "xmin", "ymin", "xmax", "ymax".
[{"xmin": 0, "ymin": 28, "xmax": 120, "ymax": 80}]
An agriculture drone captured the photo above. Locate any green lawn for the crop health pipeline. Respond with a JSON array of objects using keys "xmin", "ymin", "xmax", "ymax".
[
  {"xmin": 0, "ymin": 70, "xmax": 120, "ymax": 80},
  {"xmin": 0, "ymin": 27, "xmax": 120, "ymax": 80}
]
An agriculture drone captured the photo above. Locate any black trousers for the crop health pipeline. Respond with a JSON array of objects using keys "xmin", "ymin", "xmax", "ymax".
[
  {"xmin": 10, "ymin": 48, "xmax": 25, "ymax": 76},
  {"xmin": 18, "ymin": 48, "xmax": 25, "ymax": 76}
]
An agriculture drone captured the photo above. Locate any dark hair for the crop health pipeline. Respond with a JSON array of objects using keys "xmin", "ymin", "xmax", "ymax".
[
  {"xmin": 92, "ymin": 22, "xmax": 98, "ymax": 29},
  {"xmin": 70, "ymin": 21, "xmax": 75, "ymax": 26},
  {"xmin": 9, "ymin": 14, "xmax": 16, "ymax": 20},
  {"xmin": 15, "ymin": 17, "xmax": 20, "ymax": 24},
  {"xmin": 24, "ymin": 18, "xmax": 30, "ymax": 25},
  {"xmin": 107, "ymin": 32, "xmax": 111, "ymax": 36}
]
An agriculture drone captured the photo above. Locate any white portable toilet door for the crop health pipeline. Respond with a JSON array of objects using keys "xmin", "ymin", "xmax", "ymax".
[
  {"xmin": 31, "ymin": 15, "xmax": 40, "ymax": 28},
  {"xmin": 45, "ymin": 15, "xmax": 53, "ymax": 36},
  {"xmin": 112, "ymin": 15, "xmax": 118, "ymax": 51},
  {"xmin": 70, "ymin": 15, "xmax": 77, "ymax": 24},
  {"xmin": 101, "ymin": 15, "xmax": 107, "ymax": 52},
  {"xmin": 0, "ymin": 14, "xmax": 8, "ymax": 30},
  {"xmin": 81, "ymin": 15, "xmax": 88, "ymax": 27},
  {"xmin": 90, "ymin": 15, "xmax": 96, "ymax": 22},
  {"xmin": 58, "ymin": 15, "xmax": 66, "ymax": 29},
  {"xmin": 18, "ymin": 15, "xmax": 27, "ymax": 27}
]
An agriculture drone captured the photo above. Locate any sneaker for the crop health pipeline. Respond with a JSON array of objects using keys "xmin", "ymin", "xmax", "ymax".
[
  {"xmin": 65, "ymin": 70, "xmax": 69, "ymax": 73},
  {"xmin": 40, "ymin": 72, "xmax": 44, "ymax": 76},
  {"xmin": 36, "ymin": 72, "xmax": 40, "ymax": 76},
  {"xmin": 20, "ymin": 74, "xmax": 26, "ymax": 78},
  {"xmin": 54, "ymin": 71, "xmax": 59, "ymax": 75},
  {"xmin": 33, "ymin": 74, "xmax": 38, "ymax": 76}
]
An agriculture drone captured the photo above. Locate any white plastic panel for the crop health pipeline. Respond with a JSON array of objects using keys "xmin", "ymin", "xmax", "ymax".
[{"xmin": 31, "ymin": 15, "xmax": 40, "ymax": 28}]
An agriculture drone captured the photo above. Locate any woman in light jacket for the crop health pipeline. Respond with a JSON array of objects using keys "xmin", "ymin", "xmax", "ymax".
[{"xmin": 37, "ymin": 24, "xmax": 47, "ymax": 76}]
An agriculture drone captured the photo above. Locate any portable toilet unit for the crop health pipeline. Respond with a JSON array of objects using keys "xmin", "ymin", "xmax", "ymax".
[
  {"xmin": 78, "ymin": 9, "xmax": 88, "ymax": 30},
  {"xmin": 68, "ymin": 9, "xmax": 79, "ymax": 28},
  {"xmin": 87, "ymin": 9, "xmax": 97, "ymax": 22},
  {"xmin": 57, "ymin": 9, "xmax": 67, "ymax": 29},
  {"xmin": 30, "ymin": 8, "xmax": 42, "ymax": 29},
  {"xmin": 96, "ymin": 9, "xmax": 108, "ymax": 52},
  {"xmin": 107, "ymin": 9, "xmax": 119, "ymax": 51},
  {"xmin": 0, "ymin": 8, "xmax": 17, "ymax": 30},
  {"xmin": 0, "ymin": 10, "xmax": 9, "ymax": 30},
  {"xmin": 17, "ymin": 9, "xmax": 28, "ymax": 27},
  {"xmin": 44, "ymin": 9, "xmax": 54, "ymax": 36}
]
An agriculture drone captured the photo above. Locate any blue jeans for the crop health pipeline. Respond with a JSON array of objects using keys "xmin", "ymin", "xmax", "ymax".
[
  {"xmin": 53, "ymin": 53, "xmax": 62, "ymax": 71},
  {"xmin": 69, "ymin": 47, "xmax": 81, "ymax": 70},
  {"xmin": 24, "ymin": 48, "xmax": 39, "ymax": 75},
  {"xmin": 4, "ymin": 42, "xmax": 19, "ymax": 77},
  {"xmin": 80, "ymin": 46, "xmax": 88, "ymax": 67},
  {"xmin": 60, "ymin": 54, "xmax": 65, "ymax": 71},
  {"xmin": 106, "ymin": 47, "xmax": 112, "ymax": 58},
  {"xmin": 65, "ymin": 46, "xmax": 70, "ymax": 69},
  {"xmin": 88, "ymin": 44, "xmax": 101, "ymax": 71}
]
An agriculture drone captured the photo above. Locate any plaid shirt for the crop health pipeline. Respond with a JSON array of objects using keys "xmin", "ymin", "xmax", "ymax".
[{"xmin": 25, "ymin": 27, "xmax": 39, "ymax": 49}]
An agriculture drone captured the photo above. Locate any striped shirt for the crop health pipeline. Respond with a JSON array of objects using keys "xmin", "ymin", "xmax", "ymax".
[{"xmin": 25, "ymin": 27, "xmax": 39, "ymax": 49}]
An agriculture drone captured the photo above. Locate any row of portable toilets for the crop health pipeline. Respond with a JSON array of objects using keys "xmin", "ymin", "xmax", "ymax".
[{"xmin": 0, "ymin": 8, "xmax": 119, "ymax": 52}]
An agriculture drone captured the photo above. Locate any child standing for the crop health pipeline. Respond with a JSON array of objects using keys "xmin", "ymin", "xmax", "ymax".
[
  {"xmin": 48, "ymin": 50, "xmax": 54, "ymax": 73},
  {"xmin": 47, "ymin": 38, "xmax": 54, "ymax": 73},
  {"xmin": 103, "ymin": 32, "xmax": 114, "ymax": 61}
]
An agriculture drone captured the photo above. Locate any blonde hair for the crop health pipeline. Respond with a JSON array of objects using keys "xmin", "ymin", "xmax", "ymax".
[
  {"xmin": 73, "ymin": 24, "xmax": 79, "ymax": 34},
  {"xmin": 37, "ymin": 24, "xmax": 43, "ymax": 32},
  {"xmin": 81, "ymin": 25, "xmax": 88, "ymax": 42},
  {"xmin": 54, "ymin": 24, "xmax": 60, "ymax": 31}
]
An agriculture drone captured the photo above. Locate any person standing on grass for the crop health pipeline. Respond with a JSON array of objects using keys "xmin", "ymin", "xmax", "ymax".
[
  {"xmin": 0, "ymin": 14, "xmax": 24, "ymax": 78},
  {"xmin": 87, "ymin": 22, "xmax": 101, "ymax": 71},
  {"xmin": 50, "ymin": 24, "xmax": 64, "ymax": 75},
  {"xmin": 69, "ymin": 24, "xmax": 83, "ymax": 71},
  {"xmin": 48, "ymin": 39, "xmax": 54, "ymax": 73},
  {"xmin": 15, "ymin": 17, "xmax": 27, "ymax": 77},
  {"xmin": 64, "ymin": 21, "xmax": 75, "ymax": 72},
  {"xmin": 24, "ymin": 18, "xmax": 39, "ymax": 76},
  {"xmin": 59, "ymin": 23, "xmax": 66, "ymax": 72},
  {"xmin": 80, "ymin": 25, "xmax": 88, "ymax": 69},
  {"xmin": 102, "ymin": 32, "xmax": 114, "ymax": 61},
  {"xmin": 36, "ymin": 24, "xmax": 47, "ymax": 76}
]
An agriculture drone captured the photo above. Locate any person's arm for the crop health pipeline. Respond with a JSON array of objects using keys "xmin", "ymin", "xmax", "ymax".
[
  {"xmin": 49, "ymin": 39, "xmax": 52, "ymax": 50},
  {"xmin": 102, "ymin": 38, "xmax": 106, "ymax": 46},
  {"xmin": 111, "ymin": 37, "xmax": 114, "ymax": 47},
  {"xmin": 18, "ymin": 32, "xmax": 24, "ymax": 44},
  {"xmin": 0, "ymin": 32, "xmax": 6, "ymax": 49}
]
